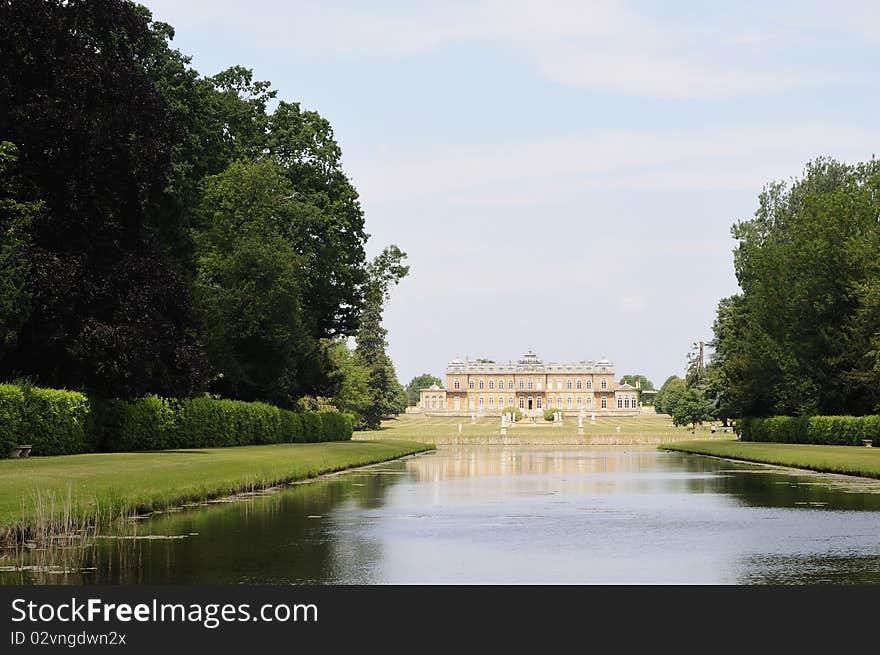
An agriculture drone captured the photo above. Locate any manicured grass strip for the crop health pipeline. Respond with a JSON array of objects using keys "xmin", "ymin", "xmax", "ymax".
[
  {"xmin": 0, "ymin": 440, "xmax": 432, "ymax": 533},
  {"xmin": 661, "ymin": 440, "xmax": 880, "ymax": 479},
  {"xmin": 357, "ymin": 413, "xmax": 726, "ymax": 444}
]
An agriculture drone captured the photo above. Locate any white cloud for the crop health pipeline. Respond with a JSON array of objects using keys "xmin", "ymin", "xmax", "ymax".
[
  {"xmin": 144, "ymin": 0, "xmax": 860, "ymax": 99},
  {"xmin": 352, "ymin": 123, "xmax": 879, "ymax": 206}
]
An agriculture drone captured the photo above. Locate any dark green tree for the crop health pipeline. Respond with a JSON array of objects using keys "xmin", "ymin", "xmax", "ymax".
[
  {"xmin": 0, "ymin": 0, "xmax": 206, "ymax": 398},
  {"xmin": 713, "ymin": 157, "xmax": 880, "ymax": 417},
  {"xmin": 355, "ymin": 246, "xmax": 409, "ymax": 428},
  {"xmin": 0, "ymin": 143, "xmax": 38, "ymax": 356},
  {"xmin": 194, "ymin": 159, "xmax": 327, "ymax": 406}
]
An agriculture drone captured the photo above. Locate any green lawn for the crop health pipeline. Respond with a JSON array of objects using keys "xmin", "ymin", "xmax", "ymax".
[
  {"xmin": 356, "ymin": 412, "xmax": 731, "ymax": 445},
  {"xmin": 662, "ymin": 440, "xmax": 880, "ymax": 479},
  {"xmin": 0, "ymin": 440, "xmax": 431, "ymax": 535}
]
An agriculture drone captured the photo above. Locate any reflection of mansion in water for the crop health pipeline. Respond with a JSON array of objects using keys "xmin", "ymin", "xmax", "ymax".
[{"xmin": 419, "ymin": 351, "xmax": 640, "ymax": 416}]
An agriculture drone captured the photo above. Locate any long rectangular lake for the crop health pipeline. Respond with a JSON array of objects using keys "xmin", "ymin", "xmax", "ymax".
[{"xmin": 4, "ymin": 446, "xmax": 880, "ymax": 584}]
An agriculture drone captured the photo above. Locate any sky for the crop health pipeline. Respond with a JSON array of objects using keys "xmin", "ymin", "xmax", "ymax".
[{"xmin": 141, "ymin": 0, "xmax": 880, "ymax": 386}]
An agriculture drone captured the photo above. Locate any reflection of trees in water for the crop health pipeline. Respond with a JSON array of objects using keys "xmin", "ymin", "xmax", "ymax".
[
  {"xmin": 735, "ymin": 554, "xmax": 880, "ymax": 584},
  {"xmin": 1, "ymin": 470, "xmax": 404, "ymax": 585}
]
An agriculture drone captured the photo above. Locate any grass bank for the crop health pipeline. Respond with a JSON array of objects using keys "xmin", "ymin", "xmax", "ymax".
[
  {"xmin": 0, "ymin": 440, "xmax": 431, "ymax": 544},
  {"xmin": 356, "ymin": 413, "xmax": 734, "ymax": 445},
  {"xmin": 662, "ymin": 440, "xmax": 880, "ymax": 479}
]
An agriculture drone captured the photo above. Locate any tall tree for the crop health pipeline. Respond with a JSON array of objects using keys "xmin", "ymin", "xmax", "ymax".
[
  {"xmin": 355, "ymin": 246, "xmax": 409, "ymax": 428},
  {"xmin": 193, "ymin": 159, "xmax": 326, "ymax": 406},
  {"xmin": 0, "ymin": 0, "xmax": 205, "ymax": 397},
  {"xmin": 714, "ymin": 157, "xmax": 880, "ymax": 416}
]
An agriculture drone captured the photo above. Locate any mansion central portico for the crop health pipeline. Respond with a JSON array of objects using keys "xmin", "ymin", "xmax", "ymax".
[{"xmin": 419, "ymin": 351, "xmax": 639, "ymax": 416}]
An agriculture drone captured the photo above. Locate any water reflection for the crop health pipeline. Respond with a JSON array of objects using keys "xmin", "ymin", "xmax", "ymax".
[{"xmin": 2, "ymin": 446, "xmax": 880, "ymax": 584}]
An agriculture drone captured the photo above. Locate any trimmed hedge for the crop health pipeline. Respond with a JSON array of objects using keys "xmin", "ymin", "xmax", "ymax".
[
  {"xmin": 0, "ymin": 382, "xmax": 353, "ymax": 457},
  {"xmin": 99, "ymin": 397, "xmax": 353, "ymax": 452},
  {"xmin": 738, "ymin": 415, "xmax": 880, "ymax": 446},
  {"xmin": 21, "ymin": 385, "xmax": 91, "ymax": 456}
]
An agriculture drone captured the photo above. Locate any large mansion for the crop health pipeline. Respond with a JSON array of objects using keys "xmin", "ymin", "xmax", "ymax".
[{"xmin": 419, "ymin": 351, "xmax": 639, "ymax": 416}]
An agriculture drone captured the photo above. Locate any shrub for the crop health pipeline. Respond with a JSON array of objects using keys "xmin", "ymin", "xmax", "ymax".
[
  {"xmin": 543, "ymin": 408, "xmax": 558, "ymax": 422},
  {"xmin": 501, "ymin": 406, "xmax": 523, "ymax": 421},
  {"xmin": 0, "ymin": 384, "xmax": 25, "ymax": 457}
]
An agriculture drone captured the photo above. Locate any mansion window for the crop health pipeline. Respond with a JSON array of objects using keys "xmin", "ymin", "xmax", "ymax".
[
  {"xmin": 498, "ymin": 396, "xmax": 503, "ymax": 408},
  {"xmin": 618, "ymin": 397, "xmax": 623, "ymax": 408},
  {"xmin": 557, "ymin": 396, "xmax": 562, "ymax": 407},
  {"xmin": 586, "ymin": 397, "xmax": 592, "ymax": 407},
  {"xmin": 577, "ymin": 396, "xmax": 582, "ymax": 408},
  {"xmin": 508, "ymin": 379, "xmax": 514, "ymax": 389},
  {"xmin": 547, "ymin": 397, "xmax": 553, "ymax": 407},
  {"xmin": 469, "ymin": 397, "xmax": 475, "ymax": 409},
  {"xmin": 519, "ymin": 380, "xmax": 525, "ymax": 390},
  {"xmin": 519, "ymin": 397, "xmax": 524, "ymax": 409},
  {"xmin": 488, "ymin": 380, "xmax": 494, "ymax": 390},
  {"xmin": 567, "ymin": 396, "xmax": 572, "ymax": 409},
  {"xmin": 556, "ymin": 380, "xmax": 562, "ymax": 390},
  {"xmin": 479, "ymin": 396, "xmax": 484, "ymax": 408},
  {"xmin": 508, "ymin": 396, "xmax": 514, "ymax": 407},
  {"xmin": 479, "ymin": 379, "xmax": 484, "ymax": 390},
  {"xmin": 601, "ymin": 379, "xmax": 607, "ymax": 390},
  {"xmin": 586, "ymin": 380, "xmax": 592, "ymax": 389},
  {"xmin": 469, "ymin": 380, "xmax": 475, "ymax": 390},
  {"xmin": 498, "ymin": 379, "xmax": 504, "ymax": 389},
  {"xmin": 489, "ymin": 396, "xmax": 494, "ymax": 408},
  {"xmin": 537, "ymin": 397, "xmax": 543, "ymax": 408},
  {"xmin": 624, "ymin": 397, "xmax": 629, "ymax": 408},
  {"xmin": 537, "ymin": 380, "xmax": 542, "ymax": 389},
  {"xmin": 454, "ymin": 379, "xmax": 460, "ymax": 390},
  {"xmin": 601, "ymin": 397, "xmax": 607, "ymax": 409},
  {"xmin": 576, "ymin": 379, "xmax": 582, "ymax": 390},
  {"xmin": 454, "ymin": 397, "xmax": 461, "ymax": 410},
  {"xmin": 566, "ymin": 379, "xmax": 572, "ymax": 390},
  {"xmin": 528, "ymin": 379, "xmax": 534, "ymax": 390}
]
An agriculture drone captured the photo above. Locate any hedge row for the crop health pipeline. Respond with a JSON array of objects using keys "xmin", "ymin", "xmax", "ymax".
[
  {"xmin": 738, "ymin": 415, "xmax": 880, "ymax": 446},
  {"xmin": 0, "ymin": 383, "xmax": 354, "ymax": 457},
  {"xmin": 93, "ymin": 396, "xmax": 354, "ymax": 452},
  {"xmin": 0, "ymin": 384, "xmax": 91, "ymax": 456}
]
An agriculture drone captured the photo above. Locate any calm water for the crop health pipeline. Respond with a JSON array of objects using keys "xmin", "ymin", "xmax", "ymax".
[{"xmin": 4, "ymin": 446, "xmax": 880, "ymax": 584}]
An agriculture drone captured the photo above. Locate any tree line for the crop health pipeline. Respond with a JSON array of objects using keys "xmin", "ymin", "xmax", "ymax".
[
  {"xmin": 656, "ymin": 156, "xmax": 880, "ymax": 426},
  {"xmin": 0, "ymin": 0, "xmax": 407, "ymax": 429}
]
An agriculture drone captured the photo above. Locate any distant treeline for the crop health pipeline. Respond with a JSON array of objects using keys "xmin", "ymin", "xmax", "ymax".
[{"xmin": 0, "ymin": 0, "xmax": 407, "ymax": 428}]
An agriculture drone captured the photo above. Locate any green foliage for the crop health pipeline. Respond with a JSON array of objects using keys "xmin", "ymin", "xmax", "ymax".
[
  {"xmin": 0, "ymin": 143, "xmax": 37, "ymax": 356},
  {"xmin": 619, "ymin": 374, "xmax": 653, "ymax": 390},
  {"xmin": 355, "ymin": 246, "xmax": 409, "ymax": 429},
  {"xmin": 502, "ymin": 407, "xmax": 523, "ymax": 421},
  {"xmin": 654, "ymin": 376, "xmax": 686, "ymax": 415},
  {"xmin": 100, "ymin": 396, "xmax": 350, "ymax": 452},
  {"xmin": 738, "ymin": 414, "xmax": 880, "ymax": 446},
  {"xmin": 670, "ymin": 388, "xmax": 714, "ymax": 429},
  {"xmin": 0, "ymin": 0, "xmax": 207, "ymax": 398},
  {"xmin": 713, "ymin": 158, "xmax": 880, "ymax": 417},
  {"xmin": 406, "ymin": 373, "xmax": 443, "ymax": 406},
  {"xmin": 18, "ymin": 385, "xmax": 91, "ymax": 456},
  {"xmin": 0, "ymin": 384, "xmax": 25, "ymax": 457},
  {"xmin": 543, "ymin": 408, "xmax": 558, "ymax": 421}
]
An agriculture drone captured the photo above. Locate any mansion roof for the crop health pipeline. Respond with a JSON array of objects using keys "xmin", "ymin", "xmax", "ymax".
[{"xmin": 447, "ymin": 351, "xmax": 615, "ymax": 375}]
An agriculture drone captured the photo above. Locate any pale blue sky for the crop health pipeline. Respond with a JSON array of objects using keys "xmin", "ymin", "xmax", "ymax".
[{"xmin": 142, "ymin": 0, "xmax": 879, "ymax": 385}]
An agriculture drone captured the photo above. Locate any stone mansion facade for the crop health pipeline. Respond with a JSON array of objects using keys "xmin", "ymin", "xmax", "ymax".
[{"xmin": 419, "ymin": 351, "xmax": 639, "ymax": 416}]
